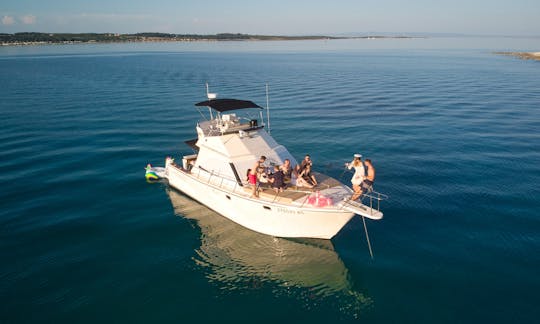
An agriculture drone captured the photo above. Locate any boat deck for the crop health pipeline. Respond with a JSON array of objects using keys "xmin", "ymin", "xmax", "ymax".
[
  {"xmin": 170, "ymin": 161, "xmax": 348, "ymax": 206},
  {"xmin": 245, "ymin": 172, "xmax": 344, "ymax": 204}
]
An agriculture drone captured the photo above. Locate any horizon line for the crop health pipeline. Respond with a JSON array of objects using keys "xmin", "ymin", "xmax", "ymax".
[{"xmin": 1, "ymin": 31, "xmax": 539, "ymax": 38}]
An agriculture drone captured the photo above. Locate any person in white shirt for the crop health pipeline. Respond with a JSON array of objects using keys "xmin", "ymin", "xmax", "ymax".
[{"xmin": 345, "ymin": 153, "xmax": 365, "ymax": 200}]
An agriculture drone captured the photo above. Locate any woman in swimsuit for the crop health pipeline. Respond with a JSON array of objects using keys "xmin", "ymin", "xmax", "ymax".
[{"xmin": 296, "ymin": 163, "xmax": 317, "ymax": 189}]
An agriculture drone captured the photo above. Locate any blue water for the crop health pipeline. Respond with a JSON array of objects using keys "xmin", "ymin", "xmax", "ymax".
[{"xmin": 1, "ymin": 38, "xmax": 539, "ymax": 323}]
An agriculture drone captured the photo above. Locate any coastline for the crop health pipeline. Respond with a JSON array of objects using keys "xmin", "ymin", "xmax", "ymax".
[
  {"xmin": 494, "ymin": 51, "xmax": 540, "ymax": 61},
  {"xmin": 0, "ymin": 32, "xmax": 417, "ymax": 47}
]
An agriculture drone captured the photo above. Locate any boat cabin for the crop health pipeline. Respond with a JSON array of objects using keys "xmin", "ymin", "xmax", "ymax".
[{"xmin": 186, "ymin": 98, "xmax": 298, "ymax": 187}]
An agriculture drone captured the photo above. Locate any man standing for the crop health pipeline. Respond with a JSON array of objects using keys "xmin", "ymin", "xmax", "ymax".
[{"xmin": 360, "ymin": 159, "xmax": 376, "ymax": 196}]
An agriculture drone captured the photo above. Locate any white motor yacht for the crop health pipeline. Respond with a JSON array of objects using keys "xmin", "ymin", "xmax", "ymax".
[{"xmin": 155, "ymin": 89, "xmax": 386, "ymax": 239}]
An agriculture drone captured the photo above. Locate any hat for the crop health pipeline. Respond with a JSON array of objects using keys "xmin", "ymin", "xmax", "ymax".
[{"xmin": 353, "ymin": 153, "xmax": 362, "ymax": 158}]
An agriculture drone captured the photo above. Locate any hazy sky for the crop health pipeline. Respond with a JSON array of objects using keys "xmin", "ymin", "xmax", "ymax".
[{"xmin": 1, "ymin": 0, "xmax": 538, "ymax": 36}]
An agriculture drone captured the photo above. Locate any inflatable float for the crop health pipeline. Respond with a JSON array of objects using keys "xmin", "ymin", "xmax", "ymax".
[{"xmin": 145, "ymin": 163, "xmax": 167, "ymax": 181}]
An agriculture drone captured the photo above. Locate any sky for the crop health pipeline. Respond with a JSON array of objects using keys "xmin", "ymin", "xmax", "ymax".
[{"xmin": 1, "ymin": 0, "xmax": 539, "ymax": 36}]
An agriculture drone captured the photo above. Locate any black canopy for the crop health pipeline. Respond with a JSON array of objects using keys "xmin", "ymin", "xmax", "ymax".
[{"xmin": 195, "ymin": 98, "xmax": 263, "ymax": 112}]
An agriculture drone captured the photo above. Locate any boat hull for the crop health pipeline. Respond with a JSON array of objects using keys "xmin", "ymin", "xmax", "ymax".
[{"xmin": 166, "ymin": 164, "xmax": 355, "ymax": 239}]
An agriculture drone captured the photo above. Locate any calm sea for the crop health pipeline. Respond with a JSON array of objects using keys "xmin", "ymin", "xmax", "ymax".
[{"xmin": 1, "ymin": 37, "xmax": 539, "ymax": 323}]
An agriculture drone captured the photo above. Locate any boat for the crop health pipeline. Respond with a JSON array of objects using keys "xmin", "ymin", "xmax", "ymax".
[{"xmin": 154, "ymin": 87, "xmax": 386, "ymax": 239}]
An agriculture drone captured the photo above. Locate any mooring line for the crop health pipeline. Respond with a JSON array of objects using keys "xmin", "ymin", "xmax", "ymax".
[{"xmin": 362, "ymin": 216, "xmax": 374, "ymax": 259}]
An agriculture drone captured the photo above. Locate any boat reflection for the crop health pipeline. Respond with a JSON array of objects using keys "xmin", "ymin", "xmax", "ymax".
[{"xmin": 167, "ymin": 189, "xmax": 373, "ymax": 310}]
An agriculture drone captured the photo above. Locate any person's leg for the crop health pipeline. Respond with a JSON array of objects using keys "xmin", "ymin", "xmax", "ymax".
[
  {"xmin": 250, "ymin": 175, "xmax": 259, "ymax": 198},
  {"xmin": 355, "ymin": 181, "xmax": 370, "ymax": 200},
  {"xmin": 350, "ymin": 184, "xmax": 361, "ymax": 200}
]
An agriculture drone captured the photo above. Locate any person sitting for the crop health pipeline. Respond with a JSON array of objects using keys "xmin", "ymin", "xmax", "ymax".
[
  {"xmin": 269, "ymin": 165, "xmax": 285, "ymax": 192},
  {"xmin": 256, "ymin": 156, "xmax": 269, "ymax": 184},
  {"xmin": 296, "ymin": 163, "xmax": 317, "ymax": 189},
  {"xmin": 296, "ymin": 154, "xmax": 312, "ymax": 174},
  {"xmin": 280, "ymin": 159, "xmax": 294, "ymax": 183}
]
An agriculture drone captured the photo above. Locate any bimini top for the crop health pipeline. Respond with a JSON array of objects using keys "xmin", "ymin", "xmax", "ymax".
[{"xmin": 195, "ymin": 98, "xmax": 263, "ymax": 112}]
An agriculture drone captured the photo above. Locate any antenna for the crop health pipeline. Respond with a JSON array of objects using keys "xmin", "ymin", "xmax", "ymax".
[
  {"xmin": 205, "ymin": 82, "xmax": 215, "ymax": 120},
  {"xmin": 266, "ymin": 83, "xmax": 271, "ymax": 134}
]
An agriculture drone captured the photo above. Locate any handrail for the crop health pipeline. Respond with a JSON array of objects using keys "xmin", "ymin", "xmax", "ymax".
[
  {"xmin": 363, "ymin": 190, "xmax": 388, "ymax": 202},
  {"xmin": 199, "ymin": 118, "xmax": 263, "ymax": 137},
  {"xmin": 192, "ymin": 165, "xmax": 316, "ymax": 196},
  {"xmin": 300, "ymin": 194, "xmax": 311, "ymax": 208},
  {"xmin": 360, "ymin": 190, "xmax": 388, "ymax": 212}
]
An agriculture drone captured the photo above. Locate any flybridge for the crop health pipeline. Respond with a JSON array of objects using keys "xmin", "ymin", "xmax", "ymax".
[{"xmin": 194, "ymin": 84, "xmax": 271, "ymax": 136}]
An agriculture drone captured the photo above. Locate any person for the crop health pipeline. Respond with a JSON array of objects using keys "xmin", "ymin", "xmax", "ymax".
[
  {"xmin": 257, "ymin": 157, "xmax": 269, "ymax": 184},
  {"xmin": 296, "ymin": 163, "xmax": 317, "ymax": 189},
  {"xmin": 269, "ymin": 165, "xmax": 285, "ymax": 192},
  {"xmin": 360, "ymin": 159, "xmax": 375, "ymax": 195},
  {"xmin": 249, "ymin": 156, "xmax": 266, "ymax": 198},
  {"xmin": 280, "ymin": 159, "xmax": 293, "ymax": 183},
  {"xmin": 345, "ymin": 153, "xmax": 365, "ymax": 200},
  {"xmin": 297, "ymin": 154, "xmax": 312, "ymax": 173}
]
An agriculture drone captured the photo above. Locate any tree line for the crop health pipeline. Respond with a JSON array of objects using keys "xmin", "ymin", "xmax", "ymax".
[{"xmin": 1, "ymin": 32, "xmax": 336, "ymax": 44}]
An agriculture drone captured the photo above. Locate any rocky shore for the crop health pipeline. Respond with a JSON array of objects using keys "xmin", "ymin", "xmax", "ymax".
[{"xmin": 494, "ymin": 51, "xmax": 540, "ymax": 61}]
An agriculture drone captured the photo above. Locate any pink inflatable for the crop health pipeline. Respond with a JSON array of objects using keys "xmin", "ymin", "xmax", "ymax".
[{"xmin": 307, "ymin": 191, "xmax": 333, "ymax": 207}]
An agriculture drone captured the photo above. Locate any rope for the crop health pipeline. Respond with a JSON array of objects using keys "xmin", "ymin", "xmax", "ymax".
[{"xmin": 362, "ymin": 216, "xmax": 374, "ymax": 260}]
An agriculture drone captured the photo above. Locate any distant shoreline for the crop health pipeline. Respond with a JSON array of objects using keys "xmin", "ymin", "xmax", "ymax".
[
  {"xmin": 0, "ymin": 32, "xmax": 418, "ymax": 46},
  {"xmin": 494, "ymin": 51, "xmax": 540, "ymax": 61}
]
